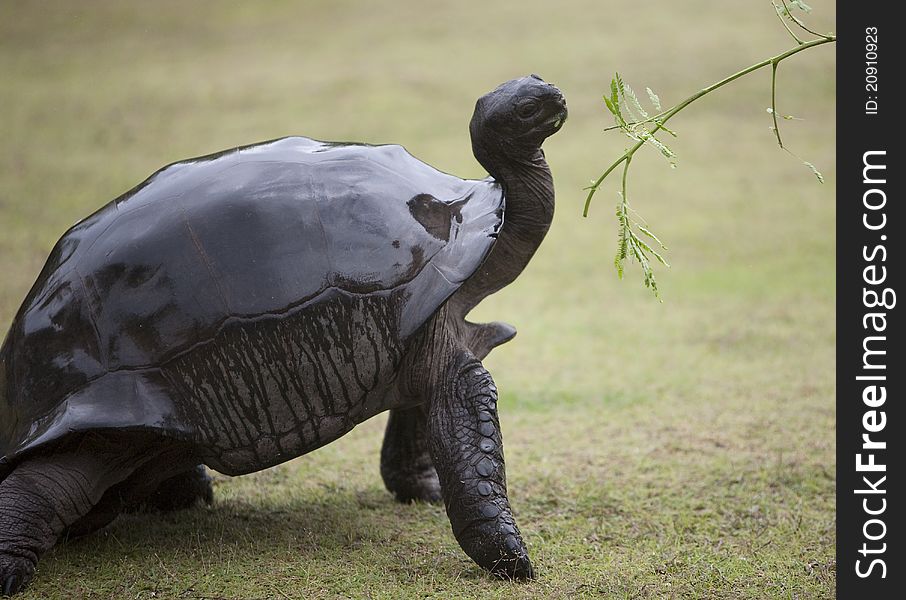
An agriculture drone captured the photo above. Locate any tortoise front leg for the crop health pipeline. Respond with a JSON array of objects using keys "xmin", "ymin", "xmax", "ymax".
[
  {"xmin": 380, "ymin": 406, "xmax": 442, "ymax": 503},
  {"xmin": 427, "ymin": 351, "xmax": 533, "ymax": 579}
]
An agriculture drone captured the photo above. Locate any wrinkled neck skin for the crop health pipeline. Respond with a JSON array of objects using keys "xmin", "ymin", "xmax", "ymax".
[{"xmin": 449, "ymin": 140, "xmax": 554, "ymax": 319}]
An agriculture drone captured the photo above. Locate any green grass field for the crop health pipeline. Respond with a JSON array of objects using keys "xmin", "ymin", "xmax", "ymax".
[{"xmin": 1, "ymin": 1, "xmax": 835, "ymax": 598}]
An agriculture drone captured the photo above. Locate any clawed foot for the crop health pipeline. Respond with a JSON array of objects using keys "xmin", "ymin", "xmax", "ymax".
[
  {"xmin": 381, "ymin": 406, "xmax": 443, "ymax": 504},
  {"xmin": 388, "ymin": 469, "xmax": 443, "ymax": 504},
  {"xmin": 0, "ymin": 553, "xmax": 35, "ymax": 597},
  {"xmin": 460, "ymin": 514, "xmax": 534, "ymax": 580},
  {"xmin": 492, "ymin": 554, "xmax": 534, "ymax": 581}
]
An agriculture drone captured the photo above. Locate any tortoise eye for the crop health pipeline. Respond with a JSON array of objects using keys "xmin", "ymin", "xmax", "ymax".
[{"xmin": 516, "ymin": 100, "xmax": 540, "ymax": 118}]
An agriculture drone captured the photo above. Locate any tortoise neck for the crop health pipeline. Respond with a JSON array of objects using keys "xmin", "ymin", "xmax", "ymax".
[
  {"xmin": 451, "ymin": 144, "xmax": 554, "ymax": 317},
  {"xmin": 485, "ymin": 147, "xmax": 554, "ymax": 237}
]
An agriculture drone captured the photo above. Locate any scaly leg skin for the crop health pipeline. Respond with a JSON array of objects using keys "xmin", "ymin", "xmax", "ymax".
[
  {"xmin": 61, "ymin": 495, "xmax": 122, "ymax": 540},
  {"xmin": 380, "ymin": 406, "xmax": 442, "ymax": 503},
  {"xmin": 0, "ymin": 449, "xmax": 141, "ymax": 595},
  {"xmin": 65, "ymin": 461, "xmax": 207, "ymax": 539},
  {"xmin": 428, "ymin": 351, "xmax": 534, "ymax": 579}
]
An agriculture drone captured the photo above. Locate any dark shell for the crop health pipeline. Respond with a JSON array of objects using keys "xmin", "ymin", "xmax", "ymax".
[{"xmin": 0, "ymin": 136, "xmax": 503, "ymax": 470}]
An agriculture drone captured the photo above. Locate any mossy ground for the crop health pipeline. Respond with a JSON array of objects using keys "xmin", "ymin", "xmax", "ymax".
[{"xmin": 1, "ymin": 1, "xmax": 835, "ymax": 598}]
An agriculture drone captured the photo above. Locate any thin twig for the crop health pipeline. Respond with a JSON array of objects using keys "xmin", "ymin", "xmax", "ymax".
[
  {"xmin": 780, "ymin": 0, "xmax": 827, "ymax": 38},
  {"xmin": 773, "ymin": 1, "xmax": 805, "ymax": 44},
  {"xmin": 770, "ymin": 61, "xmax": 783, "ymax": 148},
  {"xmin": 584, "ymin": 33, "xmax": 834, "ymax": 217}
]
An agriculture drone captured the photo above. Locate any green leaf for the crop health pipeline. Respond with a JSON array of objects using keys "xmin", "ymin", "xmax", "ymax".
[
  {"xmin": 627, "ymin": 236, "xmax": 660, "ymax": 298},
  {"xmin": 640, "ymin": 132, "xmax": 676, "ymax": 159},
  {"xmin": 803, "ymin": 160, "xmax": 824, "ymax": 183},
  {"xmin": 623, "ymin": 83, "xmax": 649, "ymax": 119},
  {"xmin": 614, "ymin": 72, "xmax": 626, "ymax": 101},
  {"xmin": 614, "ymin": 198, "xmax": 630, "ymax": 279},
  {"xmin": 789, "ymin": 0, "xmax": 812, "ymax": 12},
  {"xmin": 614, "ymin": 231, "xmax": 628, "ymax": 279},
  {"xmin": 634, "ymin": 235, "xmax": 671, "ymax": 267},
  {"xmin": 638, "ymin": 225, "xmax": 668, "ymax": 249},
  {"xmin": 609, "ymin": 175, "xmax": 667, "ymax": 300},
  {"xmin": 646, "ymin": 87, "xmax": 662, "ymax": 110},
  {"xmin": 615, "ymin": 73, "xmax": 640, "ymax": 121},
  {"xmin": 604, "ymin": 95, "xmax": 629, "ymax": 130}
]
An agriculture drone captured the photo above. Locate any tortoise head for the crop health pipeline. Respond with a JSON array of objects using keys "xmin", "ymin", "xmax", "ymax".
[{"xmin": 469, "ymin": 74, "xmax": 567, "ymax": 162}]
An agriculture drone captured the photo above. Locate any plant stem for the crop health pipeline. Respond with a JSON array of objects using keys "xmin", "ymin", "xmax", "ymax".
[
  {"xmin": 583, "ymin": 34, "xmax": 834, "ymax": 217},
  {"xmin": 770, "ymin": 61, "xmax": 783, "ymax": 148},
  {"xmin": 780, "ymin": 0, "xmax": 827, "ymax": 38},
  {"xmin": 773, "ymin": 1, "xmax": 805, "ymax": 45},
  {"xmin": 621, "ymin": 154, "xmax": 631, "ymax": 199}
]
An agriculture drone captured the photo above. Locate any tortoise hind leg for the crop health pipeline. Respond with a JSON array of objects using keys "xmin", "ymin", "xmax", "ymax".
[
  {"xmin": 143, "ymin": 465, "xmax": 213, "ymax": 512},
  {"xmin": 60, "ymin": 466, "xmax": 209, "ymax": 555},
  {"xmin": 62, "ymin": 494, "xmax": 123, "ymax": 539},
  {"xmin": 63, "ymin": 463, "xmax": 211, "ymax": 541},
  {"xmin": 380, "ymin": 406, "xmax": 442, "ymax": 503}
]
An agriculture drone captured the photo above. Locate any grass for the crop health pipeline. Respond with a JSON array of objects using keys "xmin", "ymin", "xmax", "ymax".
[{"xmin": 1, "ymin": 1, "xmax": 836, "ymax": 598}]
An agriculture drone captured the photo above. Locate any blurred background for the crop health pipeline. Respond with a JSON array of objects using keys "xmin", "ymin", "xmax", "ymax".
[{"xmin": 1, "ymin": 1, "xmax": 835, "ymax": 598}]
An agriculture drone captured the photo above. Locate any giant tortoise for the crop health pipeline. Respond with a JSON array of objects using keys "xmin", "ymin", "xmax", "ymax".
[{"xmin": 0, "ymin": 75, "xmax": 567, "ymax": 594}]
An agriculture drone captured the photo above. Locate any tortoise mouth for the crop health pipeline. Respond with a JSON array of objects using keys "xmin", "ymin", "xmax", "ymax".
[
  {"xmin": 546, "ymin": 108, "xmax": 568, "ymax": 131},
  {"xmin": 541, "ymin": 103, "xmax": 568, "ymax": 133}
]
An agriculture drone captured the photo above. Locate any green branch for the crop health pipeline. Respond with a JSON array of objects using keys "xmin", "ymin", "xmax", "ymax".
[
  {"xmin": 584, "ymin": 35, "xmax": 833, "ymax": 217},
  {"xmin": 584, "ymin": 2, "xmax": 834, "ymax": 299}
]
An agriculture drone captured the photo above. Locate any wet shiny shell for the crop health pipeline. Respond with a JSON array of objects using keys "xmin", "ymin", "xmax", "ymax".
[{"xmin": 0, "ymin": 136, "xmax": 503, "ymax": 470}]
